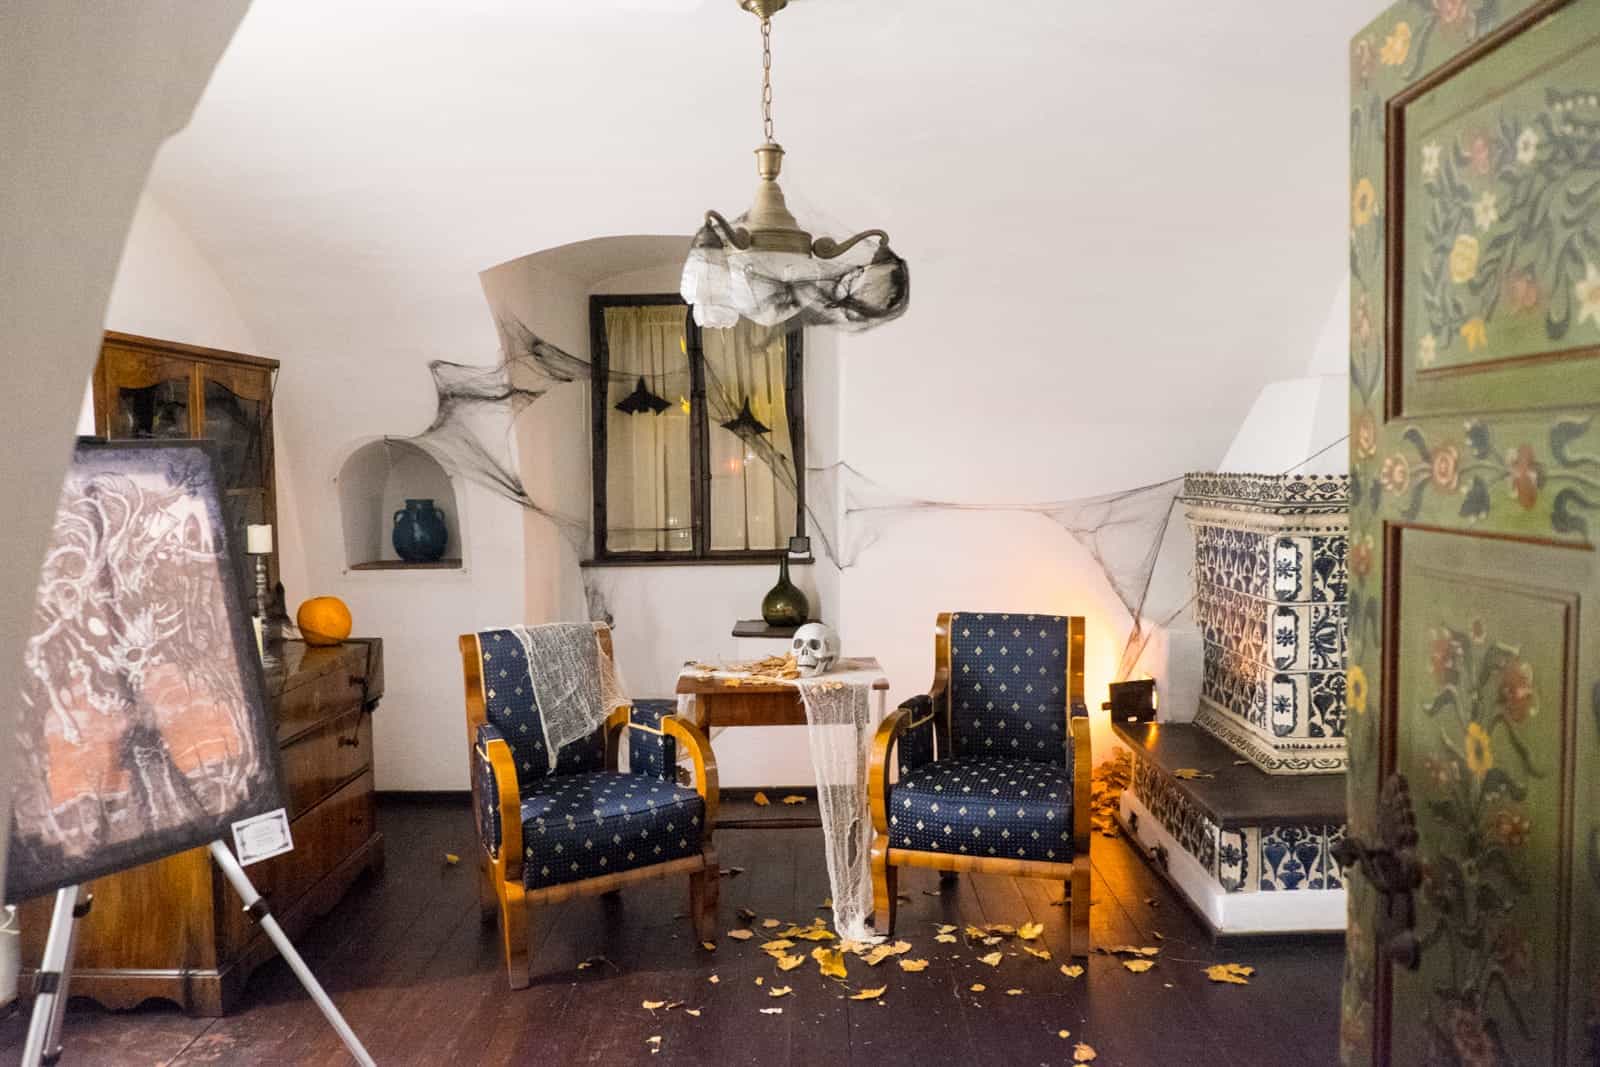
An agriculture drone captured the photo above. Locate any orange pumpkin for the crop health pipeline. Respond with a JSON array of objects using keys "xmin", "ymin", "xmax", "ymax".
[{"xmin": 297, "ymin": 596, "xmax": 352, "ymax": 646}]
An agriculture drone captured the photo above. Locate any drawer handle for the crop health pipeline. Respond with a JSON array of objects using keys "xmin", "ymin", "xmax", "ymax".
[{"xmin": 338, "ymin": 735, "xmax": 361, "ymax": 748}]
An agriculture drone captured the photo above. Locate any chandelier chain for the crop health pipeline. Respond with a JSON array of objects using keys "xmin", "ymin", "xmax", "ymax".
[{"xmin": 760, "ymin": 16, "xmax": 774, "ymax": 143}]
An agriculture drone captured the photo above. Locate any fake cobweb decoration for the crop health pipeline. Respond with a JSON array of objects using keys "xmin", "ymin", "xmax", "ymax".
[{"xmin": 388, "ymin": 316, "xmax": 1195, "ymax": 676}]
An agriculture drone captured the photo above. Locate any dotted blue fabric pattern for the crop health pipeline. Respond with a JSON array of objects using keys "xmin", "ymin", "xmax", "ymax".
[
  {"xmin": 948, "ymin": 613, "xmax": 1070, "ymax": 767},
  {"xmin": 896, "ymin": 697, "xmax": 936, "ymax": 777},
  {"xmin": 627, "ymin": 700, "xmax": 679, "ymax": 780},
  {"xmin": 520, "ymin": 771, "xmax": 704, "ymax": 889},
  {"xmin": 887, "ymin": 755, "xmax": 1074, "ymax": 862},
  {"xmin": 475, "ymin": 723, "xmax": 505, "ymax": 857},
  {"xmin": 477, "ymin": 629, "xmax": 605, "ymax": 787}
]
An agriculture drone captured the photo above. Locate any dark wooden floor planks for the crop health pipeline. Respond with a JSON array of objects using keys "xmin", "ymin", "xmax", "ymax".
[{"xmin": 0, "ymin": 795, "xmax": 1345, "ymax": 1066}]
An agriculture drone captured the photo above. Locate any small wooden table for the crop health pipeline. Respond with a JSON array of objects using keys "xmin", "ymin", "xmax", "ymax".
[
  {"xmin": 674, "ymin": 657, "xmax": 891, "ymax": 829},
  {"xmin": 674, "ymin": 657, "xmax": 890, "ymax": 731}
]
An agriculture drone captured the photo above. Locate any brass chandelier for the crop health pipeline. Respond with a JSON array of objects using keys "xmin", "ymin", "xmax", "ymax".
[{"xmin": 680, "ymin": 0, "xmax": 909, "ymax": 331}]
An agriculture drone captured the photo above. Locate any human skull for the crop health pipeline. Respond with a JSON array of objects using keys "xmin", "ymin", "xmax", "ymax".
[{"xmin": 791, "ymin": 622, "xmax": 840, "ymax": 676}]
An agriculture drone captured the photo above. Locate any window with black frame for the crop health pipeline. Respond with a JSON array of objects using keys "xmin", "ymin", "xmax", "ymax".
[{"xmin": 589, "ymin": 295, "xmax": 805, "ymax": 563}]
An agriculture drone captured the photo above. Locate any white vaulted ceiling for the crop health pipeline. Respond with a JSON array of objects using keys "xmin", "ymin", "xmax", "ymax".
[{"xmin": 151, "ymin": 2, "xmax": 1389, "ymax": 471}]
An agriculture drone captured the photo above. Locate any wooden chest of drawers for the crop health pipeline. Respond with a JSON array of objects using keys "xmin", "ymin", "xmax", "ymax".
[{"xmin": 19, "ymin": 639, "xmax": 385, "ymax": 1016}]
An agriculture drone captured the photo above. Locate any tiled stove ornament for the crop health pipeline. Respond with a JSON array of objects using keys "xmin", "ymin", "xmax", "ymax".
[{"xmin": 1184, "ymin": 472, "xmax": 1350, "ymax": 775}]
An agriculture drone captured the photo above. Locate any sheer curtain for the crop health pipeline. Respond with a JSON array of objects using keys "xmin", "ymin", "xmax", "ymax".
[
  {"xmin": 701, "ymin": 321, "xmax": 797, "ymax": 551},
  {"xmin": 603, "ymin": 305, "xmax": 692, "ymax": 553}
]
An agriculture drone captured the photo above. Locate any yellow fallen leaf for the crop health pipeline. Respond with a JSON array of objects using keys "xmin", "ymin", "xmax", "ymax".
[
  {"xmin": 728, "ymin": 929, "xmax": 754, "ymax": 941},
  {"xmin": 701, "ymin": 941, "xmax": 717, "ymax": 951},
  {"xmin": 769, "ymin": 986, "xmax": 792, "ymax": 998},
  {"xmin": 1074, "ymin": 1042, "xmax": 1098, "ymax": 1062},
  {"xmin": 776, "ymin": 953, "xmax": 805, "ymax": 972},
  {"xmin": 850, "ymin": 986, "xmax": 886, "ymax": 1001},
  {"xmin": 762, "ymin": 918, "xmax": 782, "ymax": 928},
  {"xmin": 813, "ymin": 947, "xmax": 848, "ymax": 979},
  {"xmin": 1017, "ymin": 921, "xmax": 1044, "ymax": 941},
  {"xmin": 708, "ymin": 975, "xmax": 719, "ymax": 984},
  {"xmin": 753, "ymin": 791, "xmax": 771, "ymax": 806},
  {"xmin": 1123, "ymin": 959, "xmax": 1155, "ymax": 973},
  {"xmin": 760, "ymin": 1007, "xmax": 783, "ymax": 1015},
  {"xmin": 1060, "ymin": 964, "xmax": 1085, "ymax": 979},
  {"xmin": 737, "ymin": 906, "xmax": 757, "ymax": 921},
  {"xmin": 978, "ymin": 952, "xmax": 1002, "ymax": 967},
  {"xmin": 647, "ymin": 1035, "xmax": 661, "ymax": 1054},
  {"xmin": 899, "ymin": 958, "xmax": 929, "ymax": 972},
  {"xmin": 685, "ymin": 1008, "xmax": 701, "ymax": 1017},
  {"xmin": 987, "ymin": 923, "xmax": 1016, "ymax": 936},
  {"xmin": 861, "ymin": 940, "xmax": 913, "ymax": 966},
  {"xmin": 982, "ymin": 936, "xmax": 1002, "ymax": 947},
  {"xmin": 1172, "ymin": 768, "xmax": 1214, "ymax": 780},
  {"xmin": 964, "ymin": 925, "xmax": 987, "ymax": 939},
  {"xmin": 754, "ymin": 977, "xmax": 764, "ymax": 986},
  {"xmin": 819, "ymin": 899, "xmax": 832, "ymax": 909},
  {"xmin": 1138, "ymin": 947, "xmax": 1161, "ymax": 957},
  {"xmin": 1023, "ymin": 945, "xmax": 1051, "ymax": 960},
  {"xmin": 1058, "ymin": 1029, "xmax": 1072, "ymax": 1039},
  {"xmin": 642, "ymin": 999, "xmax": 667, "ymax": 1010},
  {"xmin": 782, "ymin": 795, "xmax": 807, "ymax": 805},
  {"xmin": 935, "ymin": 934, "xmax": 957, "ymax": 944},
  {"xmin": 761, "ymin": 939, "xmax": 795, "ymax": 953},
  {"xmin": 443, "ymin": 852, "xmax": 460, "ymax": 865},
  {"xmin": 792, "ymin": 927, "xmax": 837, "ymax": 942},
  {"xmin": 1205, "ymin": 963, "xmax": 1255, "ymax": 985},
  {"xmin": 936, "ymin": 924, "xmax": 957, "ymax": 935},
  {"xmin": 1005, "ymin": 988, "xmax": 1023, "ymax": 996},
  {"xmin": 969, "ymin": 983, "xmax": 986, "ymax": 992}
]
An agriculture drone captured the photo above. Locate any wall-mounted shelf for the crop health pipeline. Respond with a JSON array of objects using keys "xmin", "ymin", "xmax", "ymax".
[{"xmin": 348, "ymin": 558, "xmax": 463, "ymax": 572}]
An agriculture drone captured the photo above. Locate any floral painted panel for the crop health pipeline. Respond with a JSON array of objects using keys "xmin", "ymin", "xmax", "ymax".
[
  {"xmin": 1343, "ymin": 1, "xmax": 1600, "ymax": 1064},
  {"xmin": 1402, "ymin": 7, "xmax": 1600, "ymax": 377},
  {"xmin": 1391, "ymin": 535, "xmax": 1583, "ymax": 1067}
]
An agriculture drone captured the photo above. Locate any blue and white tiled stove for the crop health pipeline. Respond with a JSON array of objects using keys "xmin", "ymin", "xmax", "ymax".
[{"xmin": 1113, "ymin": 473, "xmax": 1349, "ymax": 935}]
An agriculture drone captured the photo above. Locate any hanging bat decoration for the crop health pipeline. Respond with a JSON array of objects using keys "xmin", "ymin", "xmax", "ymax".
[
  {"xmin": 614, "ymin": 376, "xmax": 672, "ymax": 416},
  {"xmin": 720, "ymin": 398, "xmax": 771, "ymax": 439}
]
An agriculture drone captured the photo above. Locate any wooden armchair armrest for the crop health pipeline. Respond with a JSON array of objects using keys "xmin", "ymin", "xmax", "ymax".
[
  {"xmin": 868, "ymin": 707, "xmax": 912, "ymax": 837},
  {"xmin": 661, "ymin": 715, "xmax": 719, "ymax": 837},
  {"xmin": 477, "ymin": 732, "xmax": 524, "ymax": 885},
  {"xmin": 1069, "ymin": 706, "xmax": 1092, "ymax": 858}
]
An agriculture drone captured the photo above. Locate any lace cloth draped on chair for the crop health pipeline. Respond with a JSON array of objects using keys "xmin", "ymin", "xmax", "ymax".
[{"xmin": 510, "ymin": 623, "xmax": 630, "ymax": 771}]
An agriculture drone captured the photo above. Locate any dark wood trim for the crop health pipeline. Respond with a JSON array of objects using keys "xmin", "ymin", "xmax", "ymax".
[
  {"xmin": 589, "ymin": 296, "xmax": 611, "ymax": 560},
  {"xmin": 588, "ymin": 294, "xmax": 807, "ymax": 564},
  {"xmin": 581, "ymin": 551, "xmax": 814, "ymax": 569}
]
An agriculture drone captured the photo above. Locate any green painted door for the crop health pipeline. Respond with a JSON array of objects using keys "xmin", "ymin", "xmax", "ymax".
[{"xmin": 1346, "ymin": 2, "xmax": 1600, "ymax": 1064}]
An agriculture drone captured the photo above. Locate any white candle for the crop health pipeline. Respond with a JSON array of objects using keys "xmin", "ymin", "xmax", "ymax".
[{"xmin": 246, "ymin": 524, "xmax": 274, "ymax": 554}]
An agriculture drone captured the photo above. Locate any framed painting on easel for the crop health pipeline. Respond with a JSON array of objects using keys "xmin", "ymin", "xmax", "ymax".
[{"xmin": 5, "ymin": 438, "xmax": 283, "ymax": 903}]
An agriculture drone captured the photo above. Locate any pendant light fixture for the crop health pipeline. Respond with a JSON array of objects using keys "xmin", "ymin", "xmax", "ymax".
[{"xmin": 681, "ymin": 0, "xmax": 909, "ymax": 332}]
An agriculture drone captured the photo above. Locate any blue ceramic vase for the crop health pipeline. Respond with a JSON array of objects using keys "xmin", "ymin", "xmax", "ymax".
[{"xmin": 393, "ymin": 498, "xmax": 449, "ymax": 563}]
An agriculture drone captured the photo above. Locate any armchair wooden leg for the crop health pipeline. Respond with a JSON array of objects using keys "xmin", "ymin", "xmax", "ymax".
[
  {"xmin": 1067, "ymin": 856, "xmax": 1091, "ymax": 959},
  {"xmin": 870, "ymin": 835, "xmax": 897, "ymax": 936},
  {"xmin": 499, "ymin": 881, "xmax": 531, "ymax": 989},
  {"xmin": 478, "ymin": 859, "xmax": 497, "ymax": 924},
  {"xmin": 688, "ymin": 844, "xmax": 719, "ymax": 943}
]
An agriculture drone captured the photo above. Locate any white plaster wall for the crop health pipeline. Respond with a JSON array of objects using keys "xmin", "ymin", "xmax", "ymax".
[
  {"xmin": 0, "ymin": 0, "xmax": 249, "ymax": 906},
  {"xmin": 107, "ymin": 193, "xmax": 259, "ymax": 353},
  {"xmin": 132, "ymin": 0, "xmax": 1393, "ymax": 788}
]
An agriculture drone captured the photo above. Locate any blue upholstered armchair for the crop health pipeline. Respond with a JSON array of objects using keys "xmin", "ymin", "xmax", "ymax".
[
  {"xmin": 460, "ymin": 625, "xmax": 719, "ymax": 988},
  {"xmin": 868, "ymin": 612, "xmax": 1091, "ymax": 956}
]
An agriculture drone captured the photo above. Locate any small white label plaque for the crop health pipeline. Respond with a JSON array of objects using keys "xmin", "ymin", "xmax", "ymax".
[{"xmin": 232, "ymin": 808, "xmax": 294, "ymax": 866}]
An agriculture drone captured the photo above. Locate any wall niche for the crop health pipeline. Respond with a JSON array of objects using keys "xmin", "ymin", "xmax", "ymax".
[{"xmin": 337, "ymin": 438, "xmax": 464, "ymax": 571}]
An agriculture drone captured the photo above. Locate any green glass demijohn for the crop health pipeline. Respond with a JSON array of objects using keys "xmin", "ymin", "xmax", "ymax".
[{"xmin": 761, "ymin": 544, "xmax": 809, "ymax": 627}]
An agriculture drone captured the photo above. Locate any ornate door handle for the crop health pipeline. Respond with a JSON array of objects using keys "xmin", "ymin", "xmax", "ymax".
[{"xmin": 1331, "ymin": 773, "xmax": 1423, "ymax": 970}]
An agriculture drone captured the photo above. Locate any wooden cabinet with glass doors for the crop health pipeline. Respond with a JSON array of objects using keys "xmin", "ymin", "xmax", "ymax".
[{"xmin": 91, "ymin": 331, "xmax": 279, "ymax": 592}]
